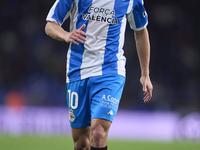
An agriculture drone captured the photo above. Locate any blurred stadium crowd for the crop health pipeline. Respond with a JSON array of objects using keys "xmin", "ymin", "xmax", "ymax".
[{"xmin": 0, "ymin": 0, "xmax": 199, "ymax": 114}]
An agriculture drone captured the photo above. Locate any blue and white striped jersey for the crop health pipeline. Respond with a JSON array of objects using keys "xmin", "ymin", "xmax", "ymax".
[{"xmin": 46, "ymin": 0, "xmax": 148, "ymax": 83}]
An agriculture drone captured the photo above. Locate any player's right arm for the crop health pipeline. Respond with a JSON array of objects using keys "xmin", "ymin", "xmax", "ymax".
[{"xmin": 45, "ymin": 22, "xmax": 87, "ymax": 45}]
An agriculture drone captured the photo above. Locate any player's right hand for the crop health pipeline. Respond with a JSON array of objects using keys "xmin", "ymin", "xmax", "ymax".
[{"xmin": 64, "ymin": 24, "xmax": 87, "ymax": 45}]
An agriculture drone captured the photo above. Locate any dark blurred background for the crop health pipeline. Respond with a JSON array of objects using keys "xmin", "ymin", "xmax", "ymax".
[{"xmin": 0, "ymin": 0, "xmax": 199, "ymax": 115}]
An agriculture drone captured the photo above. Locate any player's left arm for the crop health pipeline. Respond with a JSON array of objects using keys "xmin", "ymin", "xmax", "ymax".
[{"xmin": 134, "ymin": 27, "xmax": 153, "ymax": 103}]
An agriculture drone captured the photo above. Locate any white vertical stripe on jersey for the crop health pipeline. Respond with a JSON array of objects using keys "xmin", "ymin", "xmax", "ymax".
[
  {"xmin": 69, "ymin": 0, "xmax": 78, "ymax": 32},
  {"xmin": 66, "ymin": 44, "xmax": 71, "ymax": 82},
  {"xmin": 127, "ymin": 11, "xmax": 136, "ymax": 30},
  {"xmin": 127, "ymin": 0, "xmax": 133, "ymax": 14},
  {"xmin": 80, "ymin": 0, "xmax": 115, "ymax": 79},
  {"xmin": 116, "ymin": 0, "xmax": 133, "ymax": 76}
]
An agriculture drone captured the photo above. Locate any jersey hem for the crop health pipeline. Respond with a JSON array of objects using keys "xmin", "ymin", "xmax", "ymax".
[{"xmin": 66, "ymin": 71, "xmax": 126, "ymax": 83}]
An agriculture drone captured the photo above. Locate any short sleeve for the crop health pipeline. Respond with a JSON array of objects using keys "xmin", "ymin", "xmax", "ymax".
[
  {"xmin": 127, "ymin": 0, "xmax": 148, "ymax": 31},
  {"xmin": 46, "ymin": 0, "xmax": 74, "ymax": 26}
]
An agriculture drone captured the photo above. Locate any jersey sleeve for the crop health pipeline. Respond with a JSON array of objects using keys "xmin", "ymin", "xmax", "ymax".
[
  {"xmin": 46, "ymin": 0, "xmax": 74, "ymax": 26},
  {"xmin": 127, "ymin": 0, "xmax": 148, "ymax": 31}
]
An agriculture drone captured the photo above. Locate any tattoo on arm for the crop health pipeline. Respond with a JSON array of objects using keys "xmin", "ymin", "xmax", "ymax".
[{"xmin": 56, "ymin": 36, "xmax": 63, "ymax": 41}]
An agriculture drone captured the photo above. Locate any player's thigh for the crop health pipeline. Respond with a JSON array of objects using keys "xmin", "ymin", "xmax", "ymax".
[
  {"xmin": 89, "ymin": 74, "xmax": 125, "ymax": 123},
  {"xmin": 67, "ymin": 79, "xmax": 91, "ymax": 128}
]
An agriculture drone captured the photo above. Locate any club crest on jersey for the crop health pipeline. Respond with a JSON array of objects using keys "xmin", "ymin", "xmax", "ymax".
[{"xmin": 69, "ymin": 109, "xmax": 75, "ymax": 122}]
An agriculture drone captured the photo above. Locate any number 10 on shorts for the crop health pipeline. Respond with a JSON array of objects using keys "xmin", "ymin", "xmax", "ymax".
[{"xmin": 67, "ymin": 90, "xmax": 79, "ymax": 109}]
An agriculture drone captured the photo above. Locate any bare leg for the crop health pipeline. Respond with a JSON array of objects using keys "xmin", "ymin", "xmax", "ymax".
[
  {"xmin": 90, "ymin": 118, "xmax": 111, "ymax": 148},
  {"xmin": 72, "ymin": 126, "xmax": 91, "ymax": 150}
]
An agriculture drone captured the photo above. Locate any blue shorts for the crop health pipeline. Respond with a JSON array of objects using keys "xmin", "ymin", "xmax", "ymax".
[{"xmin": 66, "ymin": 74, "xmax": 125, "ymax": 128}]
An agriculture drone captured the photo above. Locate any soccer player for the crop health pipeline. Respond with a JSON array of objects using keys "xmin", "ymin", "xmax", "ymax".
[{"xmin": 45, "ymin": 0, "xmax": 153, "ymax": 150}]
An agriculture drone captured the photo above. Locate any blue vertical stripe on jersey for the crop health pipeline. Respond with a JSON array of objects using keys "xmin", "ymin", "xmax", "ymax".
[
  {"xmin": 52, "ymin": 0, "xmax": 74, "ymax": 24},
  {"xmin": 68, "ymin": 0, "xmax": 92, "ymax": 82},
  {"xmin": 102, "ymin": 0, "xmax": 129, "ymax": 75}
]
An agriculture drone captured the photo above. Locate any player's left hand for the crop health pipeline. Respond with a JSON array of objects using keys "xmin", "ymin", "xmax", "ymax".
[
  {"xmin": 63, "ymin": 24, "xmax": 87, "ymax": 45},
  {"xmin": 140, "ymin": 75, "xmax": 153, "ymax": 103}
]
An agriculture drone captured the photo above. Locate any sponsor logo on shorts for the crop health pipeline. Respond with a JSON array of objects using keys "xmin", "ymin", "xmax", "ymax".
[
  {"xmin": 102, "ymin": 94, "xmax": 119, "ymax": 104},
  {"xmin": 69, "ymin": 109, "xmax": 75, "ymax": 122},
  {"xmin": 101, "ymin": 94, "xmax": 119, "ymax": 111}
]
